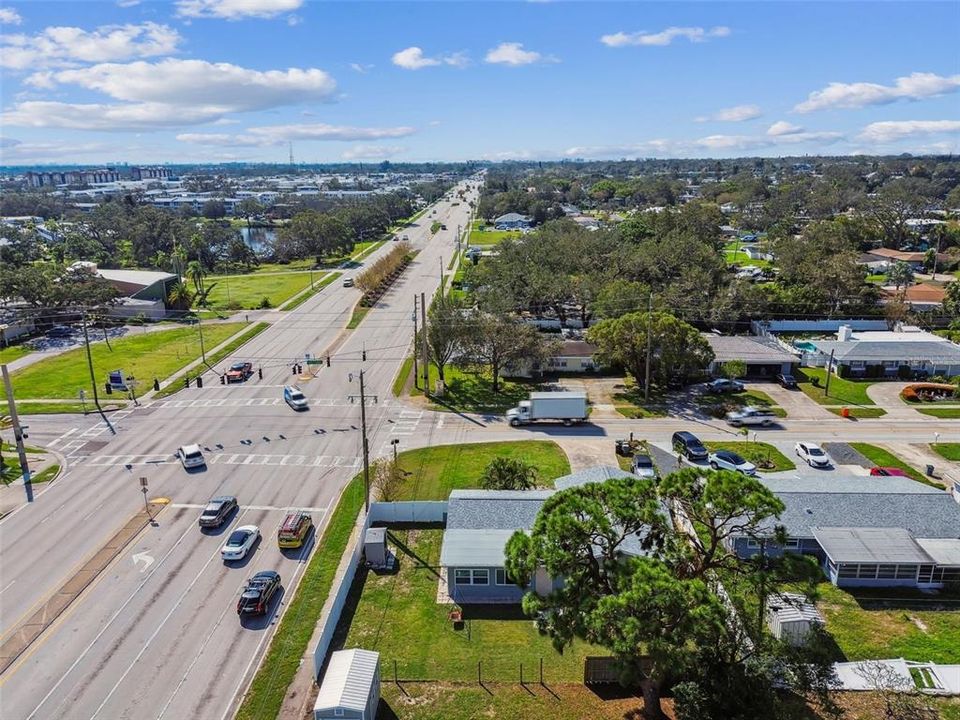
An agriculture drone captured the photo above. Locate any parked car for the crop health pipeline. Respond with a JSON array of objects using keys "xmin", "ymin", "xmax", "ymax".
[
  {"xmin": 177, "ymin": 444, "xmax": 205, "ymax": 469},
  {"xmin": 440, "ymin": 224, "xmax": 447, "ymax": 230},
  {"xmin": 283, "ymin": 385, "xmax": 308, "ymax": 410},
  {"xmin": 46, "ymin": 325, "xmax": 75, "ymax": 338},
  {"xmin": 870, "ymin": 466, "xmax": 908, "ymax": 477},
  {"xmin": 237, "ymin": 571, "xmax": 281, "ymax": 615},
  {"xmin": 402, "ymin": 234, "xmax": 409, "ymax": 241},
  {"xmin": 672, "ymin": 431, "xmax": 708, "ymax": 462},
  {"xmin": 277, "ymin": 510, "xmax": 313, "ymax": 548},
  {"xmin": 198, "ymin": 496, "xmax": 238, "ymax": 528},
  {"xmin": 225, "ymin": 361, "xmax": 253, "ymax": 383},
  {"xmin": 705, "ymin": 378, "xmax": 745, "ymax": 394},
  {"xmin": 776, "ymin": 373, "xmax": 798, "ymax": 389},
  {"xmin": 221, "ymin": 525, "xmax": 260, "ymax": 561},
  {"xmin": 630, "ymin": 454, "xmax": 658, "ymax": 479},
  {"xmin": 726, "ymin": 407, "xmax": 776, "ymax": 427},
  {"xmin": 795, "ymin": 442, "xmax": 831, "ymax": 468},
  {"xmin": 708, "ymin": 450, "xmax": 758, "ymax": 476},
  {"xmin": 342, "ymin": 277, "xmax": 354, "ymax": 287}
]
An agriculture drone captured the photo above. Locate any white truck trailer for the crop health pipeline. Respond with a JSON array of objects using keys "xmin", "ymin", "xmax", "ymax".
[{"xmin": 506, "ymin": 391, "xmax": 588, "ymax": 427}]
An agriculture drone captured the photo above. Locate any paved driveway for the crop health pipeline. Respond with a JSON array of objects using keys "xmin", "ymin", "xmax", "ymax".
[
  {"xmin": 866, "ymin": 381, "xmax": 921, "ymax": 417},
  {"xmin": 748, "ymin": 381, "xmax": 833, "ymax": 420}
]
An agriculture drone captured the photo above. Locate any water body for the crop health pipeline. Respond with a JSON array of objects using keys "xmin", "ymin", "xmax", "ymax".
[{"xmin": 238, "ymin": 227, "xmax": 277, "ymax": 254}]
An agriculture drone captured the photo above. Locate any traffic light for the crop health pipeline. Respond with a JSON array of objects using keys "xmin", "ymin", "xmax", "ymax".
[
  {"xmin": 197, "ymin": 376, "xmax": 203, "ymax": 388},
  {"xmin": 362, "ymin": 350, "xmax": 367, "ymax": 361},
  {"xmin": 220, "ymin": 374, "xmax": 226, "ymax": 384},
  {"xmin": 326, "ymin": 355, "xmax": 331, "ymax": 367}
]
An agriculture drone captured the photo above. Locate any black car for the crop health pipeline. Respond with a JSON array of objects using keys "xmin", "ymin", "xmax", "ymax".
[
  {"xmin": 237, "ymin": 571, "xmax": 281, "ymax": 615},
  {"xmin": 776, "ymin": 373, "xmax": 798, "ymax": 389},
  {"xmin": 46, "ymin": 325, "xmax": 75, "ymax": 338},
  {"xmin": 198, "ymin": 496, "xmax": 238, "ymax": 528},
  {"xmin": 672, "ymin": 431, "xmax": 708, "ymax": 462}
]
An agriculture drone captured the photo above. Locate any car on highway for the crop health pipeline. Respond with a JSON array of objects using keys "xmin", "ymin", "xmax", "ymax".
[
  {"xmin": 705, "ymin": 378, "xmax": 745, "ymax": 394},
  {"xmin": 177, "ymin": 443, "xmax": 206, "ymax": 469},
  {"xmin": 342, "ymin": 277, "xmax": 354, "ymax": 287},
  {"xmin": 725, "ymin": 406, "xmax": 776, "ymax": 427},
  {"xmin": 225, "ymin": 361, "xmax": 253, "ymax": 383},
  {"xmin": 630, "ymin": 453, "xmax": 658, "ymax": 479},
  {"xmin": 237, "ymin": 571, "xmax": 281, "ymax": 616},
  {"xmin": 776, "ymin": 373, "xmax": 799, "ymax": 389},
  {"xmin": 277, "ymin": 510, "xmax": 313, "ymax": 548},
  {"xmin": 221, "ymin": 525, "xmax": 260, "ymax": 561},
  {"xmin": 198, "ymin": 496, "xmax": 238, "ymax": 528},
  {"xmin": 46, "ymin": 325, "xmax": 75, "ymax": 338},
  {"xmin": 709, "ymin": 450, "xmax": 758, "ymax": 476},
  {"xmin": 870, "ymin": 466, "xmax": 909, "ymax": 477},
  {"xmin": 402, "ymin": 234, "xmax": 409, "ymax": 241},
  {"xmin": 283, "ymin": 385, "xmax": 308, "ymax": 410},
  {"xmin": 795, "ymin": 442, "xmax": 832, "ymax": 468},
  {"xmin": 672, "ymin": 431, "xmax": 709, "ymax": 462}
]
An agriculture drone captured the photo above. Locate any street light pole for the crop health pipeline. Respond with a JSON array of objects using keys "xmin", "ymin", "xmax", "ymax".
[
  {"xmin": 82, "ymin": 313, "xmax": 102, "ymax": 413},
  {"xmin": 2, "ymin": 364, "xmax": 31, "ymax": 484}
]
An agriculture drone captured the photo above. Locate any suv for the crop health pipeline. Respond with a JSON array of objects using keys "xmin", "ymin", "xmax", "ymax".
[
  {"xmin": 672, "ymin": 431, "xmax": 708, "ymax": 462},
  {"xmin": 237, "ymin": 571, "xmax": 281, "ymax": 616},
  {"xmin": 278, "ymin": 510, "xmax": 313, "ymax": 548},
  {"xmin": 283, "ymin": 385, "xmax": 308, "ymax": 410},
  {"xmin": 725, "ymin": 407, "xmax": 775, "ymax": 427},
  {"xmin": 198, "ymin": 496, "xmax": 238, "ymax": 528},
  {"xmin": 178, "ymin": 444, "xmax": 205, "ymax": 469},
  {"xmin": 226, "ymin": 362, "xmax": 252, "ymax": 383}
]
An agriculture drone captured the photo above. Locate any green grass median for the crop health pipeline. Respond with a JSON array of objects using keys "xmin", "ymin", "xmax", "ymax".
[{"xmin": 281, "ymin": 272, "xmax": 340, "ymax": 311}]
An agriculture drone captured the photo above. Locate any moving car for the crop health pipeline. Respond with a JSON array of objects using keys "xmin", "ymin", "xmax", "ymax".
[
  {"xmin": 277, "ymin": 510, "xmax": 313, "ymax": 548},
  {"xmin": 630, "ymin": 454, "xmax": 658, "ymax": 479},
  {"xmin": 709, "ymin": 450, "xmax": 758, "ymax": 476},
  {"xmin": 198, "ymin": 496, "xmax": 238, "ymax": 528},
  {"xmin": 725, "ymin": 407, "xmax": 775, "ymax": 427},
  {"xmin": 225, "ymin": 361, "xmax": 253, "ymax": 383},
  {"xmin": 795, "ymin": 442, "xmax": 831, "ymax": 468},
  {"xmin": 221, "ymin": 525, "xmax": 260, "ymax": 561},
  {"xmin": 178, "ymin": 443, "xmax": 205, "ymax": 469},
  {"xmin": 776, "ymin": 373, "xmax": 799, "ymax": 389},
  {"xmin": 870, "ymin": 466, "xmax": 908, "ymax": 477},
  {"xmin": 672, "ymin": 431, "xmax": 708, "ymax": 462},
  {"xmin": 46, "ymin": 325, "xmax": 75, "ymax": 338},
  {"xmin": 705, "ymin": 378, "xmax": 745, "ymax": 394},
  {"xmin": 237, "ymin": 571, "xmax": 281, "ymax": 616},
  {"xmin": 342, "ymin": 277, "xmax": 354, "ymax": 287},
  {"xmin": 283, "ymin": 385, "xmax": 308, "ymax": 410}
]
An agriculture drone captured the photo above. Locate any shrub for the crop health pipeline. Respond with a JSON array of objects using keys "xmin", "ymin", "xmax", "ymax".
[{"xmin": 258, "ymin": 296, "xmax": 272, "ymax": 309}]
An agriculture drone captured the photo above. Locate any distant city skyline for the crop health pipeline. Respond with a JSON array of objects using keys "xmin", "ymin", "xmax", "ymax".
[{"xmin": 1, "ymin": 1, "xmax": 958, "ymax": 164}]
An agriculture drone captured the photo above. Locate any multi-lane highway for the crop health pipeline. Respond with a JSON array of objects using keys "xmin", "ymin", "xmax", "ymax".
[{"xmin": 0, "ymin": 180, "xmax": 478, "ymax": 720}]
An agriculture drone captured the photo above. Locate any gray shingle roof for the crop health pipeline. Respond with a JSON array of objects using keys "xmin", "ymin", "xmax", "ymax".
[
  {"xmin": 811, "ymin": 339, "xmax": 960, "ymax": 363},
  {"xmin": 554, "ymin": 465, "xmax": 634, "ymax": 490},
  {"xmin": 446, "ymin": 490, "xmax": 553, "ymax": 530},
  {"xmin": 704, "ymin": 334, "xmax": 799, "ymax": 364},
  {"xmin": 811, "ymin": 527, "xmax": 934, "ymax": 564},
  {"xmin": 759, "ymin": 475, "xmax": 943, "ymax": 495}
]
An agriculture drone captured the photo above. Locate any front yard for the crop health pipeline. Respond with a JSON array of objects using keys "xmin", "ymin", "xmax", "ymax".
[
  {"xmin": 696, "ymin": 387, "xmax": 787, "ymax": 418},
  {"xmin": 931, "ymin": 443, "xmax": 960, "ymax": 461},
  {"xmin": 703, "ymin": 441, "xmax": 795, "ymax": 472},
  {"xmin": 847, "ymin": 443, "xmax": 932, "ymax": 485},
  {"xmin": 405, "ymin": 363, "xmax": 541, "ymax": 414},
  {"xmin": 796, "ymin": 368, "xmax": 876, "ymax": 406}
]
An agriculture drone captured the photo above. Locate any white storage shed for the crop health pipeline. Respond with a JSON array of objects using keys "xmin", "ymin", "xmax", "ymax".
[
  {"xmin": 364, "ymin": 527, "xmax": 387, "ymax": 567},
  {"xmin": 766, "ymin": 593, "xmax": 823, "ymax": 646},
  {"xmin": 314, "ymin": 649, "xmax": 381, "ymax": 720}
]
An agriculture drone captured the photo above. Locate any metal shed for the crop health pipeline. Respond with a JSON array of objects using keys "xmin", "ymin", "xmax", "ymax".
[
  {"xmin": 314, "ymin": 649, "xmax": 381, "ymax": 720},
  {"xmin": 766, "ymin": 593, "xmax": 823, "ymax": 646},
  {"xmin": 363, "ymin": 527, "xmax": 387, "ymax": 568}
]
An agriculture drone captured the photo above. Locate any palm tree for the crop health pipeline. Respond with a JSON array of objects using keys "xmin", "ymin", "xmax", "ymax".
[
  {"xmin": 186, "ymin": 260, "xmax": 206, "ymax": 297},
  {"xmin": 887, "ymin": 261, "xmax": 915, "ymax": 299},
  {"xmin": 167, "ymin": 281, "xmax": 195, "ymax": 312},
  {"xmin": 1, "ymin": 414, "xmax": 12, "ymax": 473},
  {"xmin": 480, "ymin": 457, "xmax": 540, "ymax": 491}
]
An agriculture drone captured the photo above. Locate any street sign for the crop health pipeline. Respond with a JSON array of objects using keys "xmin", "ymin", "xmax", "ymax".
[
  {"xmin": 306, "ymin": 359, "xmax": 323, "ymax": 365},
  {"xmin": 139, "ymin": 477, "xmax": 148, "ymax": 488}
]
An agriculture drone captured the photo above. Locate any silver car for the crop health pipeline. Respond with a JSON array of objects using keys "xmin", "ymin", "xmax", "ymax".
[{"xmin": 178, "ymin": 444, "xmax": 205, "ymax": 469}]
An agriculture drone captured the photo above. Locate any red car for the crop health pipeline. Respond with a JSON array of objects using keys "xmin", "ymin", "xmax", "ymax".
[
  {"xmin": 226, "ymin": 361, "xmax": 253, "ymax": 383},
  {"xmin": 870, "ymin": 467, "xmax": 908, "ymax": 477}
]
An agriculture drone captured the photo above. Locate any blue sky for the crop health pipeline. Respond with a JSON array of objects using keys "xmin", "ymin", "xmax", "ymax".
[{"xmin": 1, "ymin": 0, "xmax": 958, "ymax": 164}]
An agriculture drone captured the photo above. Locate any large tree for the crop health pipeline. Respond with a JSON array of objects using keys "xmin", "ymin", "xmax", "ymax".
[
  {"xmin": 461, "ymin": 312, "xmax": 558, "ymax": 392},
  {"xmin": 276, "ymin": 210, "xmax": 352, "ymax": 261},
  {"xmin": 426, "ymin": 294, "xmax": 467, "ymax": 384}
]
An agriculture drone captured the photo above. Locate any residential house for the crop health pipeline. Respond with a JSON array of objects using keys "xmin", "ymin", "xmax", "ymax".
[
  {"xmin": 493, "ymin": 213, "xmax": 532, "ymax": 230},
  {"xmin": 703, "ymin": 334, "xmax": 799, "ymax": 378},
  {"xmin": 802, "ymin": 325, "xmax": 960, "ymax": 378},
  {"xmin": 882, "ymin": 283, "xmax": 947, "ymax": 311},
  {"xmin": 859, "ymin": 247, "xmax": 949, "ymax": 271},
  {"xmin": 503, "ymin": 340, "xmax": 600, "ymax": 378}
]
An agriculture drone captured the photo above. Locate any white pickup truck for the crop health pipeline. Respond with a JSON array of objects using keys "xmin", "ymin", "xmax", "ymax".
[{"xmin": 725, "ymin": 406, "xmax": 776, "ymax": 427}]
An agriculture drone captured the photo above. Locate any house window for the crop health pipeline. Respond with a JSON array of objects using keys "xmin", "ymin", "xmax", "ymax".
[
  {"xmin": 837, "ymin": 564, "xmax": 858, "ymax": 579},
  {"xmin": 877, "ymin": 564, "xmax": 897, "ymax": 579},
  {"xmin": 896, "ymin": 565, "xmax": 918, "ymax": 580},
  {"xmin": 495, "ymin": 569, "xmax": 515, "ymax": 586},
  {"xmin": 454, "ymin": 569, "xmax": 472, "ymax": 585},
  {"xmin": 334, "ymin": 710, "xmax": 344, "ymax": 717},
  {"xmin": 455, "ymin": 569, "xmax": 490, "ymax": 585},
  {"xmin": 783, "ymin": 539, "xmax": 800, "ymax": 549},
  {"xmin": 858, "ymin": 564, "xmax": 878, "ymax": 579},
  {"xmin": 472, "ymin": 569, "xmax": 489, "ymax": 585},
  {"xmin": 746, "ymin": 538, "xmax": 760, "ymax": 549}
]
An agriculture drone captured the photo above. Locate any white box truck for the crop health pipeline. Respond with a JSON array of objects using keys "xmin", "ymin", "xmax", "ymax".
[{"xmin": 506, "ymin": 391, "xmax": 588, "ymax": 427}]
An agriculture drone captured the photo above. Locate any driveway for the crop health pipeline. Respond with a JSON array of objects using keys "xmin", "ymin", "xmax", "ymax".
[
  {"xmin": 748, "ymin": 381, "xmax": 834, "ymax": 420},
  {"xmin": 866, "ymin": 381, "xmax": 921, "ymax": 418}
]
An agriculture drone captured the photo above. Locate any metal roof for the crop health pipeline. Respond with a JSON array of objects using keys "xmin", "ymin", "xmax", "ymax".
[
  {"xmin": 810, "ymin": 339, "xmax": 960, "ymax": 363},
  {"xmin": 314, "ymin": 649, "xmax": 379, "ymax": 714},
  {"xmin": 96, "ymin": 268, "xmax": 176, "ymax": 287},
  {"xmin": 812, "ymin": 527, "xmax": 934, "ymax": 564},
  {"xmin": 440, "ymin": 529, "xmax": 516, "ymax": 566},
  {"xmin": 766, "ymin": 592, "xmax": 823, "ymax": 624},
  {"xmin": 916, "ymin": 538, "xmax": 960, "ymax": 566}
]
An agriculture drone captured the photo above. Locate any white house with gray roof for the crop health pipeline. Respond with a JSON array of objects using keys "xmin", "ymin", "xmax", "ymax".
[{"xmin": 802, "ymin": 325, "xmax": 960, "ymax": 378}]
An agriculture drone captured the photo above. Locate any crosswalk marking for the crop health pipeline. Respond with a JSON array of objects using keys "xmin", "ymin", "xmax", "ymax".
[
  {"xmin": 152, "ymin": 397, "xmax": 397, "ymax": 410},
  {"xmin": 85, "ymin": 453, "xmax": 361, "ymax": 468}
]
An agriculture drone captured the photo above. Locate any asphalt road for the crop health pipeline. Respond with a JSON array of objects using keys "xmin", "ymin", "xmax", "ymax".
[{"xmin": 0, "ymin": 180, "xmax": 479, "ymax": 720}]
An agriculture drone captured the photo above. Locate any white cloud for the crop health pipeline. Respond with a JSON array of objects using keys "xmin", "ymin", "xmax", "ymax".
[
  {"xmin": 766, "ymin": 120, "xmax": 804, "ymax": 136},
  {"xmin": 484, "ymin": 42, "xmax": 553, "ymax": 66},
  {"xmin": 601, "ymin": 26, "xmax": 730, "ymax": 48},
  {"xmin": 694, "ymin": 104, "xmax": 761, "ymax": 122},
  {"xmin": 391, "ymin": 46, "xmax": 468, "ymax": 70},
  {"xmin": 695, "ymin": 130, "xmax": 842, "ymax": 151},
  {"xmin": 0, "ymin": 8, "xmax": 23, "ymax": 24},
  {"xmin": 342, "ymin": 144, "xmax": 406, "ymax": 160},
  {"xmin": 0, "ymin": 137, "xmax": 122, "ymax": 161},
  {"xmin": 858, "ymin": 120, "xmax": 960, "ymax": 143},
  {"xmin": 794, "ymin": 72, "xmax": 960, "ymax": 113},
  {"xmin": 564, "ymin": 140, "xmax": 678, "ymax": 158},
  {"xmin": 350, "ymin": 62, "xmax": 373, "ymax": 74},
  {"xmin": 175, "ymin": 0, "xmax": 303, "ymax": 20},
  {"xmin": 1, "ymin": 21, "xmax": 182, "ymax": 70},
  {"xmin": 116, "ymin": 0, "xmax": 142, "ymax": 7},
  {"xmin": 3, "ymin": 101, "xmax": 236, "ymax": 130},
  {"xmin": 176, "ymin": 122, "xmax": 416, "ymax": 146}
]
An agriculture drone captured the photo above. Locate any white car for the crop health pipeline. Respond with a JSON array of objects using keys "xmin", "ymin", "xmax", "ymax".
[
  {"xmin": 708, "ymin": 450, "xmax": 758, "ymax": 476},
  {"xmin": 342, "ymin": 277, "xmax": 354, "ymax": 287},
  {"xmin": 795, "ymin": 442, "xmax": 831, "ymax": 468},
  {"xmin": 726, "ymin": 407, "xmax": 776, "ymax": 427},
  {"xmin": 177, "ymin": 444, "xmax": 205, "ymax": 469},
  {"xmin": 630, "ymin": 454, "xmax": 658, "ymax": 479},
  {"xmin": 283, "ymin": 385, "xmax": 308, "ymax": 410},
  {"xmin": 221, "ymin": 525, "xmax": 260, "ymax": 561}
]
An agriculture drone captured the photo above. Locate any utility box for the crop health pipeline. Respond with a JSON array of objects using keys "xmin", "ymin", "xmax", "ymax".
[
  {"xmin": 766, "ymin": 593, "xmax": 823, "ymax": 646},
  {"xmin": 363, "ymin": 527, "xmax": 387, "ymax": 568},
  {"xmin": 314, "ymin": 649, "xmax": 380, "ymax": 720}
]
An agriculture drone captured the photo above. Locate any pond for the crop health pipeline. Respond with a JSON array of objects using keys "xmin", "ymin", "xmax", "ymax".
[{"xmin": 238, "ymin": 227, "xmax": 277, "ymax": 254}]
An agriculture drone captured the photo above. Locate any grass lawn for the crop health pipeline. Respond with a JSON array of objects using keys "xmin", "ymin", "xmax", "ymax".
[
  {"xmin": 610, "ymin": 381, "xmax": 669, "ymax": 419},
  {"xmin": 346, "ymin": 305, "xmax": 369, "ymax": 329},
  {"xmin": 815, "ymin": 582, "xmax": 960, "ymax": 664},
  {"xmin": 796, "ymin": 368, "xmax": 875, "ymax": 406},
  {"xmin": 392, "ymin": 356, "xmax": 415, "ymax": 397},
  {"xmin": 280, "ymin": 271, "xmax": 340, "ymax": 311},
  {"xmin": 703, "ymin": 441, "xmax": 794, "ymax": 472},
  {"xmin": 18, "ymin": 400, "xmax": 125, "ymax": 415},
  {"xmin": 393, "ymin": 440, "xmax": 570, "ymax": 500},
  {"xmin": 201, "ymin": 272, "xmax": 313, "ymax": 311},
  {"xmin": 827, "ymin": 407, "xmax": 888, "ymax": 419},
  {"xmin": 31, "ymin": 464, "xmax": 60, "ymax": 484},
  {"xmin": 249, "ymin": 258, "xmax": 315, "ymax": 274},
  {"xmin": 0, "ymin": 344, "xmax": 31, "ymax": 364},
  {"xmin": 918, "ymin": 407, "xmax": 960, "ymax": 419},
  {"xmin": 10, "ymin": 323, "xmax": 245, "ymax": 400},
  {"xmin": 931, "ymin": 443, "xmax": 960, "ymax": 461},
  {"xmin": 697, "ymin": 388, "xmax": 787, "ymax": 418},
  {"xmin": 414, "ymin": 365, "xmax": 540, "ymax": 414},
  {"xmin": 847, "ymin": 443, "xmax": 933, "ymax": 486}
]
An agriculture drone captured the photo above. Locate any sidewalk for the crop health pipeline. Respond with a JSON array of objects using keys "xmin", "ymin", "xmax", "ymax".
[{"xmin": 752, "ymin": 382, "xmax": 835, "ymax": 420}]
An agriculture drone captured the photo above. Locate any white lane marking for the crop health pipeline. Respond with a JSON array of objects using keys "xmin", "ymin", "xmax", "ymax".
[
  {"xmin": 131, "ymin": 552, "xmax": 154, "ymax": 573},
  {"xmin": 0, "ymin": 580, "xmax": 16, "ymax": 595},
  {"xmin": 46, "ymin": 428, "xmax": 78, "ymax": 449},
  {"xmin": 170, "ymin": 504, "xmax": 328, "ymax": 512}
]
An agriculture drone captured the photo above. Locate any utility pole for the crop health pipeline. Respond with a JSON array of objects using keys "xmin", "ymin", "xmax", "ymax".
[
  {"xmin": 412, "ymin": 295, "xmax": 420, "ymax": 390},
  {"xmin": 824, "ymin": 349, "xmax": 835, "ymax": 398},
  {"xmin": 347, "ymin": 370, "xmax": 377, "ymax": 514},
  {"xmin": 82, "ymin": 314, "xmax": 102, "ymax": 413},
  {"xmin": 420, "ymin": 291, "xmax": 429, "ymax": 393},
  {"xmin": 2, "ymin": 364, "xmax": 31, "ymax": 484},
  {"xmin": 197, "ymin": 313, "xmax": 206, "ymax": 364},
  {"xmin": 644, "ymin": 293, "xmax": 653, "ymax": 403}
]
